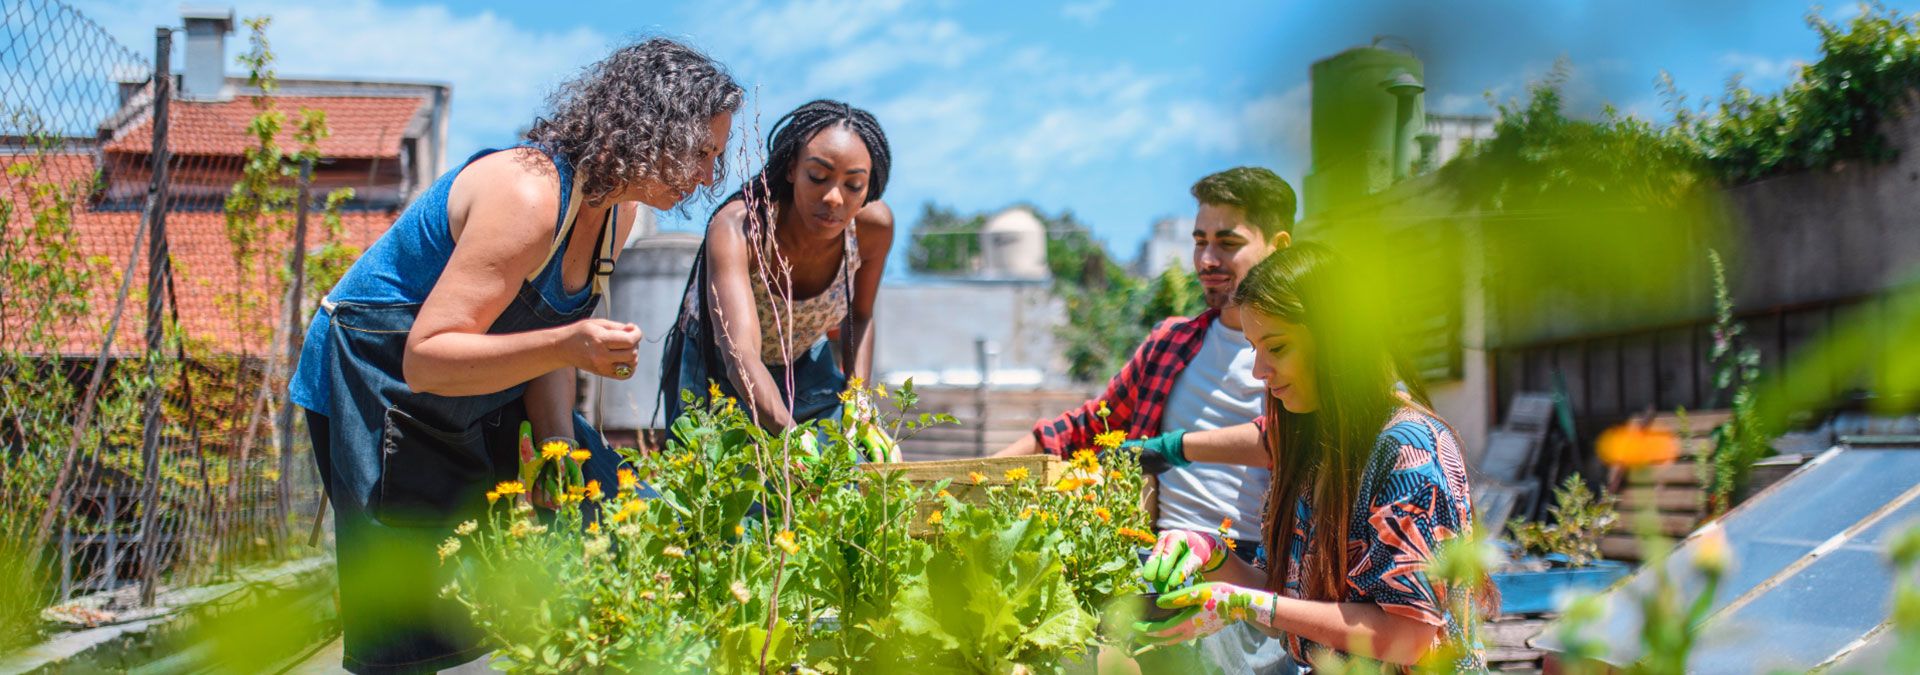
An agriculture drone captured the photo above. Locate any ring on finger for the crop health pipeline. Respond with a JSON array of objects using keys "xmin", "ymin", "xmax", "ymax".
[{"xmin": 613, "ymin": 364, "xmax": 633, "ymax": 378}]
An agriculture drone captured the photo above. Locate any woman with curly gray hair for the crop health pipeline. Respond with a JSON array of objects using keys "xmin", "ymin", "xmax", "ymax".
[{"xmin": 288, "ymin": 38, "xmax": 741, "ymax": 674}]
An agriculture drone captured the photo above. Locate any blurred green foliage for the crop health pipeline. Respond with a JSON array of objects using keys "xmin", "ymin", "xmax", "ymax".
[
  {"xmin": 1677, "ymin": 4, "xmax": 1920, "ymax": 182},
  {"xmin": 440, "ymin": 381, "xmax": 1151, "ymax": 672}
]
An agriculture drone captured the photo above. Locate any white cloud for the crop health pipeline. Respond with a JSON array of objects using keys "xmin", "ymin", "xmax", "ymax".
[
  {"xmin": 693, "ymin": 0, "xmax": 910, "ymax": 62},
  {"xmin": 68, "ymin": 0, "xmax": 614, "ymax": 158},
  {"xmin": 1240, "ymin": 82, "xmax": 1311, "ymax": 158},
  {"xmin": 1060, "ymin": 0, "xmax": 1114, "ymax": 26},
  {"xmin": 802, "ymin": 18, "xmax": 990, "ymax": 92},
  {"xmin": 1718, "ymin": 51, "xmax": 1804, "ymax": 88},
  {"xmin": 1437, "ymin": 92, "xmax": 1488, "ymax": 115}
]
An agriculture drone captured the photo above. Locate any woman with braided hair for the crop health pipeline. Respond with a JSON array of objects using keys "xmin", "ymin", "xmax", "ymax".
[{"xmin": 663, "ymin": 99, "xmax": 894, "ymax": 434}]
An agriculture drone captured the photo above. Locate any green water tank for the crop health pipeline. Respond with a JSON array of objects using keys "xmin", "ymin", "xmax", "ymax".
[{"xmin": 1303, "ymin": 43, "xmax": 1425, "ymax": 217}]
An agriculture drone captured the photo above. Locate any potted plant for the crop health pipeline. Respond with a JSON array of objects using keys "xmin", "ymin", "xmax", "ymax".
[{"xmin": 1493, "ymin": 475, "xmax": 1632, "ymax": 615}]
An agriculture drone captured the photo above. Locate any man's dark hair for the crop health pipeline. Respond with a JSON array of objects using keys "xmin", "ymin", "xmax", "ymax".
[
  {"xmin": 1190, "ymin": 167, "xmax": 1297, "ymax": 237},
  {"xmin": 748, "ymin": 99, "xmax": 892, "ymax": 206}
]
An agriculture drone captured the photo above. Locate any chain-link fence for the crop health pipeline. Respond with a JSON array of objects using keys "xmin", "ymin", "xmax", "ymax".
[{"xmin": 2, "ymin": 0, "xmax": 330, "ymax": 641}]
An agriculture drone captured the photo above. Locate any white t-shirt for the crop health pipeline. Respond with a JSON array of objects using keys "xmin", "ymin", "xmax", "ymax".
[{"xmin": 1155, "ymin": 322, "xmax": 1270, "ymax": 542}]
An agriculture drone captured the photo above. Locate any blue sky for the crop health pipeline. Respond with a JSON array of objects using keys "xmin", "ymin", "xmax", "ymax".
[{"xmin": 70, "ymin": 0, "xmax": 1909, "ymax": 274}]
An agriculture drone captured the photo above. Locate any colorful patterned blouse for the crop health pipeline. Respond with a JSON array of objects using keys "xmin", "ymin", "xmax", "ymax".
[{"xmin": 1278, "ymin": 405, "xmax": 1483, "ymax": 671}]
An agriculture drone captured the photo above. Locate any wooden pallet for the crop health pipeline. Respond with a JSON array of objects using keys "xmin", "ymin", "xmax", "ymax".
[
  {"xmin": 1596, "ymin": 410, "xmax": 1822, "ymax": 561},
  {"xmin": 1599, "ymin": 412, "xmax": 1720, "ymax": 560}
]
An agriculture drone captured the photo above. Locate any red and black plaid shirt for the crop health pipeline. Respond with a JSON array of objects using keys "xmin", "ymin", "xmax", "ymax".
[{"xmin": 1032, "ymin": 308, "xmax": 1222, "ymax": 457}]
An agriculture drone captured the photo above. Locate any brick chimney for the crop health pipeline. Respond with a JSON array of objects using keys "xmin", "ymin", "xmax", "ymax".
[{"xmin": 179, "ymin": 7, "xmax": 234, "ymax": 100}]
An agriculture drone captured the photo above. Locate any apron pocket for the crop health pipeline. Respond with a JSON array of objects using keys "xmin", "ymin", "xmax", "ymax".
[{"xmin": 373, "ymin": 406, "xmax": 490, "ymax": 528}]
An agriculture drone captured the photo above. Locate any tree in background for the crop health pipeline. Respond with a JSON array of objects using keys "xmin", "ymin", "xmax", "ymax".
[
  {"xmin": 905, "ymin": 202, "xmax": 1204, "ymax": 383},
  {"xmin": 904, "ymin": 203, "xmax": 982, "ymax": 275}
]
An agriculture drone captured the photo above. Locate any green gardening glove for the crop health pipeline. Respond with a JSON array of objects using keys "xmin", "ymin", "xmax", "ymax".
[{"xmin": 1119, "ymin": 429, "xmax": 1189, "ymax": 475}]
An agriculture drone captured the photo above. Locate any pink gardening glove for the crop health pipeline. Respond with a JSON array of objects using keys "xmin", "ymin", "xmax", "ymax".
[{"xmin": 1133, "ymin": 581, "xmax": 1279, "ymax": 650}]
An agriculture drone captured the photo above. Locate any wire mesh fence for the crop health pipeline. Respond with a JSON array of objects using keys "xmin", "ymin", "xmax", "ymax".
[{"xmin": 2, "ymin": 0, "xmax": 331, "ymax": 642}]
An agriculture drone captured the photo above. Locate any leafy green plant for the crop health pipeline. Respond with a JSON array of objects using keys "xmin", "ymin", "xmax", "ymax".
[
  {"xmin": 1700, "ymin": 250, "xmax": 1770, "ymax": 517},
  {"xmin": 1678, "ymin": 4, "xmax": 1920, "ymax": 182},
  {"xmin": 892, "ymin": 500, "xmax": 1096, "ymax": 672},
  {"xmin": 0, "ymin": 126, "xmax": 161, "ymax": 648},
  {"xmin": 1890, "ymin": 525, "xmax": 1920, "ymax": 673},
  {"xmin": 1507, "ymin": 474, "xmax": 1618, "ymax": 567},
  {"xmin": 441, "ymin": 378, "xmax": 1161, "ymax": 672},
  {"xmin": 443, "ymin": 379, "xmax": 1155, "ymax": 672}
]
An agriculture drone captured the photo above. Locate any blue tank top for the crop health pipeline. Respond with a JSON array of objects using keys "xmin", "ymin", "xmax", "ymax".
[{"xmin": 289, "ymin": 144, "xmax": 602, "ymax": 416}]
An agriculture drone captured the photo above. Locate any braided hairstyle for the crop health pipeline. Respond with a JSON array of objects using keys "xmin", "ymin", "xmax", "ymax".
[{"xmin": 743, "ymin": 99, "xmax": 891, "ymax": 208}]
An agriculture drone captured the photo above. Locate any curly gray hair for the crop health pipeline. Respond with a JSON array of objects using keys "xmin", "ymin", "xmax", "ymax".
[{"xmin": 525, "ymin": 38, "xmax": 744, "ymax": 207}]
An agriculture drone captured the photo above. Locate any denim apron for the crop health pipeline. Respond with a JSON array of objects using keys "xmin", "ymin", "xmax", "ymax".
[{"xmin": 317, "ymin": 171, "xmax": 622, "ymax": 674}]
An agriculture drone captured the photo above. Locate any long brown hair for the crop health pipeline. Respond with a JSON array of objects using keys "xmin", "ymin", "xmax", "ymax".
[{"xmin": 1232, "ymin": 243, "xmax": 1436, "ymax": 601}]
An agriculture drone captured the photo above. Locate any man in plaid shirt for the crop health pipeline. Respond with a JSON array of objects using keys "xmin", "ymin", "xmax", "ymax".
[{"xmin": 996, "ymin": 167, "xmax": 1297, "ymax": 673}]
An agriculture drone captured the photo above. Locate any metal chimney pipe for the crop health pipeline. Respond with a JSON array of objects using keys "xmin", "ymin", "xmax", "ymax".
[{"xmin": 179, "ymin": 7, "xmax": 234, "ymax": 100}]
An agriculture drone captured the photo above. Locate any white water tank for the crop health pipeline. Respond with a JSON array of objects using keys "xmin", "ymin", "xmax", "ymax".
[{"xmin": 978, "ymin": 207, "xmax": 1048, "ymax": 280}]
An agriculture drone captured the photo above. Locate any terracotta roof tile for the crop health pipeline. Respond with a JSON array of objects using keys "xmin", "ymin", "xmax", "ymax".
[
  {"xmin": 105, "ymin": 96, "xmax": 423, "ymax": 159},
  {"xmin": 4, "ymin": 152, "xmax": 395, "ymax": 358}
]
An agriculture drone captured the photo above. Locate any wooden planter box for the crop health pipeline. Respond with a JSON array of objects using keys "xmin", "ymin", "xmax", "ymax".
[{"xmin": 859, "ymin": 455, "xmax": 1067, "ymax": 534}]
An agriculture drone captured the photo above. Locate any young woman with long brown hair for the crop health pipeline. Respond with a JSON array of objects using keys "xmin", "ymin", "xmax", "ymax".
[{"xmin": 1137, "ymin": 242, "xmax": 1485, "ymax": 671}]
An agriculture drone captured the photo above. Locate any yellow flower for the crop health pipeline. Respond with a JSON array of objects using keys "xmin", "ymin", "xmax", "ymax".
[
  {"xmin": 1108, "ymin": 470, "xmax": 1123, "ymax": 481},
  {"xmin": 734, "ymin": 524, "xmax": 746, "ymax": 538},
  {"xmin": 587, "ymin": 522, "xmax": 600, "ymax": 535},
  {"xmin": 1071, "ymin": 449, "xmax": 1100, "ymax": 470},
  {"xmin": 1117, "ymin": 527, "xmax": 1156, "ymax": 545},
  {"xmin": 1003, "ymin": 467, "xmax": 1030, "ymax": 482},
  {"xmin": 926, "ymin": 510, "xmax": 944, "ymax": 525},
  {"xmin": 1224, "ymin": 538, "xmax": 1238, "ymax": 551},
  {"xmin": 937, "ymin": 489, "xmax": 953, "ymax": 499},
  {"xmin": 848, "ymin": 377, "xmax": 864, "ymax": 390},
  {"xmin": 1019, "ymin": 508, "xmax": 1034, "ymax": 520},
  {"xmin": 570, "ymin": 448, "xmax": 592, "ymax": 463},
  {"xmin": 1094, "ymin": 430, "xmax": 1126, "ymax": 450},
  {"xmin": 1597, "ymin": 421, "xmax": 1682, "ymax": 468},
  {"xmin": 486, "ymin": 491, "xmax": 501, "ymax": 504},
  {"xmin": 774, "ymin": 530, "xmax": 799, "ymax": 555},
  {"xmin": 494, "ymin": 480, "xmax": 527, "ymax": 497},
  {"xmin": 1095, "ymin": 507, "xmax": 1112, "ymax": 523},
  {"xmin": 1693, "ymin": 528, "xmax": 1730, "ymax": 577},
  {"xmin": 617, "ymin": 468, "xmax": 638, "ymax": 491},
  {"xmin": 608, "ymin": 499, "xmax": 647, "ymax": 524},
  {"xmin": 968, "ymin": 471, "xmax": 988, "ymax": 484},
  {"xmin": 709, "ymin": 382, "xmax": 723, "ymax": 401},
  {"xmin": 541, "ymin": 441, "xmax": 569, "ymax": 461},
  {"xmin": 874, "ymin": 384, "xmax": 888, "ymax": 398},
  {"xmin": 585, "ymin": 480, "xmax": 603, "ymax": 501},
  {"xmin": 1097, "ymin": 400, "xmax": 1111, "ymax": 418},
  {"xmin": 1052, "ymin": 477, "xmax": 1084, "ymax": 492}
]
